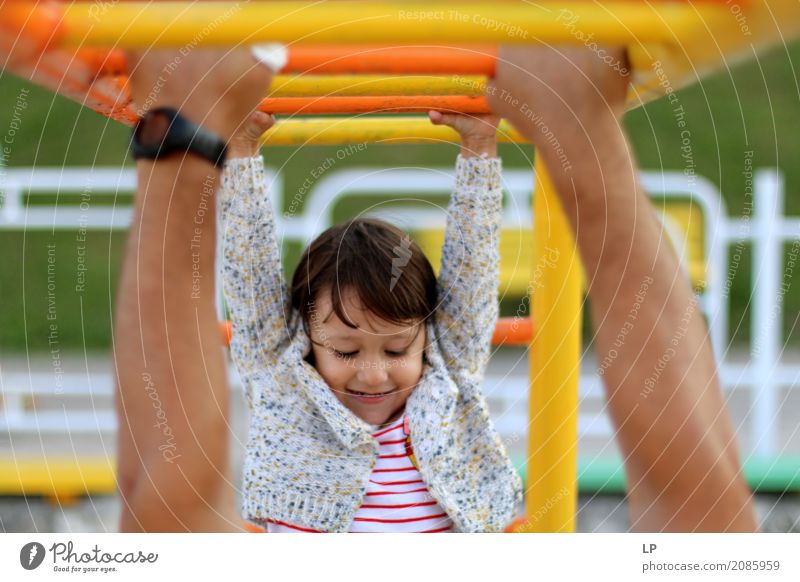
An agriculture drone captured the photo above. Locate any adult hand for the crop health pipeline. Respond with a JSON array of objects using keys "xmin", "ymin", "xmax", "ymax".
[
  {"xmin": 487, "ymin": 45, "xmax": 629, "ymax": 138},
  {"xmin": 485, "ymin": 45, "xmax": 632, "ymax": 217},
  {"xmin": 127, "ymin": 47, "xmax": 273, "ymax": 141}
]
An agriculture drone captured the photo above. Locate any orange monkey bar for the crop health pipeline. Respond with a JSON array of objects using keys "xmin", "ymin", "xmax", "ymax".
[
  {"xmin": 261, "ymin": 95, "xmax": 489, "ymax": 115},
  {"xmin": 220, "ymin": 321, "xmax": 233, "ymax": 346},
  {"xmin": 66, "ymin": 46, "xmax": 496, "ymax": 79},
  {"xmin": 491, "ymin": 318, "xmax": 534, "ymax": 347},
  {"xmin": 2, "ymin": 43, "xmax": 495, "ymax": 120},
  {"xmin": 0, "ymin": 2, "xmax": 61, "ymax": 66},
  {"xmin": 221, "ymin": 318, "xmax": 533, "ymax": 348},
  {"xmin": 283, "ymin": 45, "xmax": 497, "ymax": 75}
]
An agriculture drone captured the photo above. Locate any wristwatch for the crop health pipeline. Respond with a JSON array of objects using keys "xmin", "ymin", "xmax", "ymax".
[{"xmin": 130, "ymin": 108, "xmax": 228, "ymax": 167}]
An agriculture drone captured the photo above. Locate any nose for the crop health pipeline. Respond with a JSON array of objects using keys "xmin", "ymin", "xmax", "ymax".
[{"xmin": 356, "ymin": 362, "xmax": 389, "ymax": 388}]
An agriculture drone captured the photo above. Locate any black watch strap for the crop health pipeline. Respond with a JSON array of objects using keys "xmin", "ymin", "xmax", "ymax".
[{"xmin": 131, "ymin": 108, "xmax": 228, "ymax": 168}]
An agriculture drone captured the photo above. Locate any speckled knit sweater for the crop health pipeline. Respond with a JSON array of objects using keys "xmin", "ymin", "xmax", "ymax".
[{"xmin": 220, "ymin": 155, "xmax": 522, "ymax": 533}]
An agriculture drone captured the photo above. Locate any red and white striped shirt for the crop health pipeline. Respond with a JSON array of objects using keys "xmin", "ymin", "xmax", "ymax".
[{"xmin": 267, "ymin": 416, "xmax": 453, "ymax": 533}]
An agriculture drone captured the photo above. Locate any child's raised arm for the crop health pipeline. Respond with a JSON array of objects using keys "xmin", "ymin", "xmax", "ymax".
[
  {"xmin": 220, "ymin": 112, "xmax": 291, "ymax": 383},
  {"xmin": 430, "ymin": 112, "xmax": 503, "ymax": 379}
]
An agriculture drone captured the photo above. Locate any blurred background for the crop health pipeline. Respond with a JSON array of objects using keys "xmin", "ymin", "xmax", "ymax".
[{"xmin": 1, "ymin": 40, "xmax": 799, "ymax": 533}]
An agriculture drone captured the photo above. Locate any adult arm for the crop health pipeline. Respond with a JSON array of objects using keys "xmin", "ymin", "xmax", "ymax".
[
  {"xmin": 487, "ymin": 46, "xmax": 756, "ymax": 532},
  {"xmin": 114, "ymin": 47, "xmax": 272, "ymax": 532}
]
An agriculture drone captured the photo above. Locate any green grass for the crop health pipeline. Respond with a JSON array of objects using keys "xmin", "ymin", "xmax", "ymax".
[{"xmin": 1, "ymin": 42, "xmax": 799, "ymax": 351}]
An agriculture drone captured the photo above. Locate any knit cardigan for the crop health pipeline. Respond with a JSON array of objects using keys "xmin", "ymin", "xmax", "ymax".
[{"xmin": 220, "ymin": 155, "xmax": 522, "ymax": 532}]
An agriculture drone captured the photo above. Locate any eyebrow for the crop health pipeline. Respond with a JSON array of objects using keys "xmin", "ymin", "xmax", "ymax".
[
  {"xmin": 325, "ymin": 334, "xmax": 356, "ymax": 341},
  {"xmin": 385, "ymin": 325, "xmax": 423, "ymax": 345},
  {"xmin": 327, "ymin": 325, "xmax": 422, "ymax": 342}
]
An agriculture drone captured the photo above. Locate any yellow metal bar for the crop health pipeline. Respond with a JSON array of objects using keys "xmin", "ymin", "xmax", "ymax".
[
  {"xmin": 269, "ymin": 75, "xmax": 485, "ymax": 97},
  {"xmin": 0, "ymin": 458, "xmax": 116, "ymax": 497},
  {"xmin": 524, "ymin": 159, "xmax": 581, "ymax": 533},
  {"xmin": 629, "ymin": 2, "xmax": 800, "ymax": 106},
  {"xmin": 60, "ymin": 2, "xmax": 728, "ymax": 47},
  {"xmin": 261, "ymin": 117, "xmax": 525, "ymax": 146}
]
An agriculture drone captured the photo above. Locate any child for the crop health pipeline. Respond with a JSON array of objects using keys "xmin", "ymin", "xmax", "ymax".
[{"xmin": 220, "ymin": 111, "xmax": 522, "ymax": 533}]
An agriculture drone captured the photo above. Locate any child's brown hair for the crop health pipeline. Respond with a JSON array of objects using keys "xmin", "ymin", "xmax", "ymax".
[{"xmin": 291, "ymin": 218, "xmax": 437, "ymax": 336}]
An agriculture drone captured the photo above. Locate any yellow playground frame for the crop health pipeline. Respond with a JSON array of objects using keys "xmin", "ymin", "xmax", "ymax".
[{"xmin": 0, "ymin": 1, "xmax": 798, "ymax": 532}]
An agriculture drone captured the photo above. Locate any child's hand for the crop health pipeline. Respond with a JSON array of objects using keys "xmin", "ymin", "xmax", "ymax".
[
  {"xmin": 428, "ymin": 111, "xmax": 499, "ymax": 158},
  {"xmin": 228, "ymin": 111, "xmax": 276, "ymax": 159}
]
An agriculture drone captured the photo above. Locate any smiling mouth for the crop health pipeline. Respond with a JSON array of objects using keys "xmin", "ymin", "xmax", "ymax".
[{"xmin": 346, "ymin": 388, "xmax": 395, "ymax": 399}]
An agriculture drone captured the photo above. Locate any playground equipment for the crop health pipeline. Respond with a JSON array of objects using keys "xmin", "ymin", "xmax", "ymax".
[
  {"xmin": 1, "ymin": 163, "xmax": 773, "ymax": 387},
  {"xmin": 3, "ymin": 164, "xmax": 799, "ymax": 516},
  {"xmin": 1, "ymin": 1, "xmax": 799, "ymax": 532}
]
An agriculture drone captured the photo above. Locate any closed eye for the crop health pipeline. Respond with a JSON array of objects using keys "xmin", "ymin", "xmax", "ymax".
[
  {"xmin": 333, "ymin": 350, "xmax": 357, "ymax": 358},
  {"xmin": 385, "ymin": 350, "xmax": 407, "ymax": 357}
]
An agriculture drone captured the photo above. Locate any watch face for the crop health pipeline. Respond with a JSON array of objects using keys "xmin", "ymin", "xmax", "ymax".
[{"xmin": 136, "ymin": 110, "xmax": 172, "ymax": 147}]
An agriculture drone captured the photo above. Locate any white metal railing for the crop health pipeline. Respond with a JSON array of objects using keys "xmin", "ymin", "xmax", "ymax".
[{"xmin": 1, "ymin": 165, "xmax": 798, "ymax": 457}]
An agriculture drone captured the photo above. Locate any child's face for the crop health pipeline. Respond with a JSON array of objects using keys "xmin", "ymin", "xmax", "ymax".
[{"xmin": 308, "ymin": 290, "xmax": 426, "ymax": 426}]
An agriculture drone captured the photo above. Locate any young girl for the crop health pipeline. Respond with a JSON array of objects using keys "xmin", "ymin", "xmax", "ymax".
[{"xmin": 220, "ymin": 111, "xmax": 522, "ymax": 533}]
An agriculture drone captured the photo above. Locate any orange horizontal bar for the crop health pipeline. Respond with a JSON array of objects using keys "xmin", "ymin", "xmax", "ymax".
[
  {"xmin": 492, "ymin": 317, "xmax": 534, "ymax": 346},
  {"xmin": 75, "ymin": 48, "xmax": 127, "ymax": 77},
  {"xmin": 220, "ymin": 321, "xmax": 233, "ymax": 346},
  {"xmin": 0, "ymin": 2, "xmax": 63, "ymax": 67},
  {"xmin": 67, "ymin": 45, "xmax": 497, "ymax": 78},
  {"xmin": 260, "ymin": 95, "xmax": 489, "ymax": 115},
  {"xmin": 221, "ymin": 318, "xmax": 531, "ymax": 348},
  {"xmin": 284, "ymin": 45, "xmax": 497, "ymax": 75}
]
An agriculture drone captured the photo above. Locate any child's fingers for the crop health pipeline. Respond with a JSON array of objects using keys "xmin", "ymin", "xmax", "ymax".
[
  {"xmin": 239, "ymin": 112, "xmax": 274, "ymax": 142},
  {"xmin": 429, "ymin": 110, "xmax": 461, "ymax": 129},
  {"xmin": 430, "ymin": 111, "xmax": 500, "ymax": 140},
  {"xmin": 428, "ymin": 110, "xmax": 444, "ymax": 125},
  {"xmin": 251, "ymin": 111, "xmax": 276, "ymax": 131}
]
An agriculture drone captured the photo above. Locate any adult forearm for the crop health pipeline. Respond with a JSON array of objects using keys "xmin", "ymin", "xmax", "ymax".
[
  {"xmin": 117, "ymin": 33, "xmax": 272, "ymax": 531},
  {"xmin": 115, "ymin": 157, "xmax": 238, "ymax": 531},
  {"xmin": 547, "ymin": 120, "xmax": 755, "ymax": 532}
]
